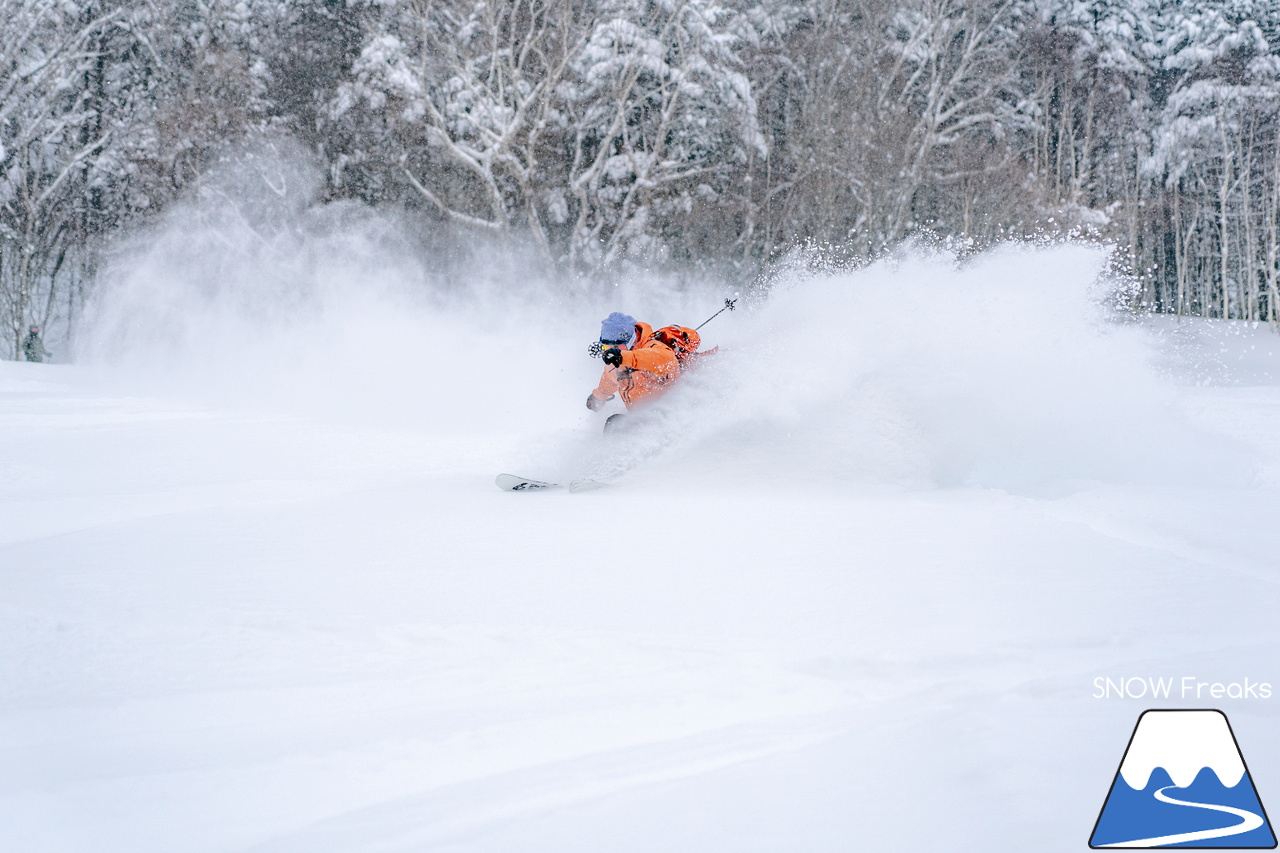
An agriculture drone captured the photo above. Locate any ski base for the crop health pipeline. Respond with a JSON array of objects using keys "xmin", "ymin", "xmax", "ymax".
[
  {"xmin": 495, "ymin": 473, "xmax": 558, "ymax": 491},
  {"xmin": 495, "ymin": 473, "xmax": 607, "ymax": 493}
]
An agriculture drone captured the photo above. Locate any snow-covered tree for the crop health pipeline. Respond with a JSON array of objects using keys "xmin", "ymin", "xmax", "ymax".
[
  {"xmin": 331, "ymin": 0, "xmax": 764, "ymax": 272},
  {"xmin": 1144, "ymin": 0, "xmax": 1280, "ymax": 319},
  {"xmin": 5, "ymin": 0, "xmax": 1280, "ymax": 344},
  {"xmin": 754, "ymin": 0, "xmax": 1028, "ymax": 258},
  {"xmin": 0, "ymin": 0, "xmax": 152, "ymax": 357}
]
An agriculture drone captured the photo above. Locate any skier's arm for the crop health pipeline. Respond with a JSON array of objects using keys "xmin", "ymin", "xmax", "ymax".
[
  {"xmin": 619, "ymin": 346, "xmax": 677, "ymax": 376},
  {"xmin": 587, "ymin": 367, "xmax": 620, "ymax": 410}
]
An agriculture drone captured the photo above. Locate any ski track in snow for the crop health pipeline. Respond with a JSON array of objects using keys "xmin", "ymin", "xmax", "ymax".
[{"xmin": 4, "ymin": 246, "xmax": 1280, "ymax": 852}]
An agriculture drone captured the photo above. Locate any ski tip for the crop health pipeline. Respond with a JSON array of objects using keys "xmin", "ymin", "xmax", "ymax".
[{"xmin": 495, "ymin": 473, "xmax": 559, "ymax": 492}]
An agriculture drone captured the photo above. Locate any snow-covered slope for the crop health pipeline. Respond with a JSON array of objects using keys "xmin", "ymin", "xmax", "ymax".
[{"xmin": 3, "ymin": 244, "xmax": 1280, "ymax": 852}]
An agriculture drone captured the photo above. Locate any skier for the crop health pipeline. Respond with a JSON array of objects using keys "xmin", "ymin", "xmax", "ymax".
[
  {"xmin": 496, "ymin": 307, "xmax": 724, "ymax": 489},
  {"xmin": 22, "ymin": 325, "xmax": 49, "ymax": 363},
  {"xmin": 586, "ymin": 312, "xmax": 680, "ymax": 414}
]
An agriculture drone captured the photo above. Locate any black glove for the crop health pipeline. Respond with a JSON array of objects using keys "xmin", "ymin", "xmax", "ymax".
[
  {"xmin": 586, "ymin": 394, "xmax": 601, "ymax": 411},
  {"xmin": 601, "ymin": 347, "xmax": 623, "ymax": 367}
]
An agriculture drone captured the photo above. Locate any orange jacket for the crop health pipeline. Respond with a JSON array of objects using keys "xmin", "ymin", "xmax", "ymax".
[{"xmin": 590, "ymin": 322, "xmax": 680, "ymax": 409}]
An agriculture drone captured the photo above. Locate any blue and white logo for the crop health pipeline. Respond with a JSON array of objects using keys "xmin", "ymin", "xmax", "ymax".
[{"xmin": 1091, "ymin": 710, "xmax": 1276, "ymax": 848}]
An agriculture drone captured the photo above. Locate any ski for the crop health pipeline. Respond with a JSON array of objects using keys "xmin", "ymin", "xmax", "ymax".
[
  {"xmin": 495, "ymin": 473, "xmax": 558, "ymax": 491},
  {"xmin": 495, "ymin": 473, "xmax": 608, "ymax": 492}
]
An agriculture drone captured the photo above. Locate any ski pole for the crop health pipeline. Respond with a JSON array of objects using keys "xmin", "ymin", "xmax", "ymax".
[{"xmin": 696, "ymin": 298, "xmax": 738, "ymax": 331}]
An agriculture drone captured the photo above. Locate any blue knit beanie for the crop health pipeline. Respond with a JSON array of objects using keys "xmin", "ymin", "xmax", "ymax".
[{"xmin": 599, "ymin": 312, "xmax": 637, "ymax": 345}]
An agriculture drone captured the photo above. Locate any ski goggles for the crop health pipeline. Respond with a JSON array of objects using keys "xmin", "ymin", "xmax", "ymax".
[{"xmin": 589, "ymin": 339, "xmax": 631, "ymax": 358}]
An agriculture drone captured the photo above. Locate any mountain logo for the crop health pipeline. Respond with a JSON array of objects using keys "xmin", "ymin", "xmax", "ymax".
[{"xmin": 1090, "ymin": 709, "xmax": 1276, "ymax": 848}]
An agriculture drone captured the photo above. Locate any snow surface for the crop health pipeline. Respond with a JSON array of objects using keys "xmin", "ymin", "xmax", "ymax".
[{"xmin": 4, "ymin": 243, "xmax": 1280, "ymax": 851}]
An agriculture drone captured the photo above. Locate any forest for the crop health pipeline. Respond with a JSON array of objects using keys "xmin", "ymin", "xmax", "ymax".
[{"xmin": 3, "ymin": 0, "xmax": 1280, "ymax": 357}]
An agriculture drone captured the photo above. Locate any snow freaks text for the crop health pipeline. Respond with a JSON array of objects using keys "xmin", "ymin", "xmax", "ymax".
[{"xmin": 1093, "ymin": 677, "xmax": 1274, "ymax": 701}]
